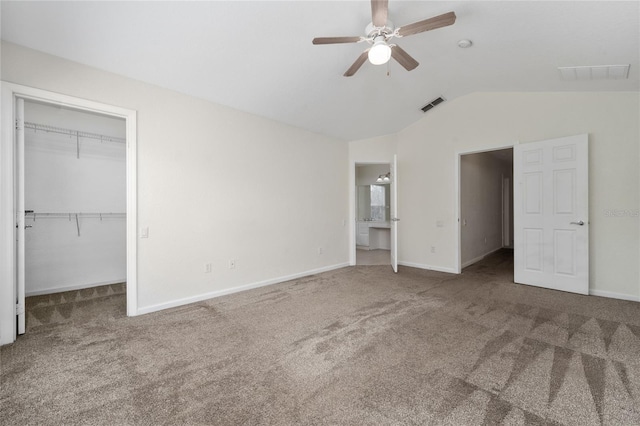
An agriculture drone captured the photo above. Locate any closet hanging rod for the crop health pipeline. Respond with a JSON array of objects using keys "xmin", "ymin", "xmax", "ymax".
[
  {"xmin": 25, "ymin": 212, "xmax": 126, "ymax": 218},
  {"xmin": 24, "ymin": 122, "xmax": 126, "ymax": 144},
  {"xmin": 24, "ymin": 212, "xmax": 125, "ymax": 236}
]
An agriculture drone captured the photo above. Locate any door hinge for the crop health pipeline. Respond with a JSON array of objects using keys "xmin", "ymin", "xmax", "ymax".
[
  {"xmin": 15, "ymin": 118, "xmax": 24, "ymax": 131},
  {"xmin": 16, "ymin": 301, "xmax": 25, "ymax": 315}
]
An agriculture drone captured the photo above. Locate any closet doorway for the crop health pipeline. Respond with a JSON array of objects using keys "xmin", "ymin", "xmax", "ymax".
[
  {"xmin": 23, "ymin": 100, "xmax": 127, "ymax": 330},
  {"xmin": 0, "ymin": 83, "xmax": 138, "ymax": 345}
]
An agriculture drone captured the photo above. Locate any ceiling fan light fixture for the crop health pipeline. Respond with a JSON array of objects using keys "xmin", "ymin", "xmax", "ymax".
[
  {"xmin": 312, "ymin": 1, "xmax": 456, "ymax": 76},
  {"xmin": 368, "ymin": 37, "xmax": 391, "ymax": 65}
]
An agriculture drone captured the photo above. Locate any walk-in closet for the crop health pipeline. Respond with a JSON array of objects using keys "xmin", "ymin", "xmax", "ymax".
[{"xmin": 23, "ymin": 101, "xmax": 126, "ymax": 328}]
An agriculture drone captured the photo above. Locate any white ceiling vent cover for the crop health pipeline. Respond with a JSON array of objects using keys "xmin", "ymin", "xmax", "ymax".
[{"xmin": 558, "ymin": 65, "xmax": 630, "ymax": 81}]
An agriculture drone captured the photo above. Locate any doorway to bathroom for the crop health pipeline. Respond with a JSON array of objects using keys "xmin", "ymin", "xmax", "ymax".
[{"xmin": 355, "ymin": 163, "xmax": 391, "ymax": 266}]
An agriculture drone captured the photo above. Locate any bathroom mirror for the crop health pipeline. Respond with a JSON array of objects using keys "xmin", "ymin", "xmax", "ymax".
[{"xmin": 357, "ymin": 184, "xmax": 390, "ymax": 221}]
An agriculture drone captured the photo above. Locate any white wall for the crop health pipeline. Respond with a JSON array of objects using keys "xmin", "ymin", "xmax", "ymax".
[
  {"xmin": 397, "ymin": 92, "xmax": 640, "ymax": 299},
  {"xmin": 24, "ymin": 101, "xmax": 126, "ymax": 295},
  {"xmin": 349, "ymin": 134, "xmax": 397, "ymax": 164},
  {"xmin": 356, "ymin": 164, "xmax": 389, "ymax": 186},
  {"xmin": 460, "ymin": 151, "xmax": 512, "ymax": 267},
  {"xmin": 2, "ymin": 42, "xmax": 349, "ymax": 314}
]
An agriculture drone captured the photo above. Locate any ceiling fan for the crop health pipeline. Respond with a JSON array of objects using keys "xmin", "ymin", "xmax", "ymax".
[{"xmin": 312, "ymin": 0, "xmax": 456, "ymax": 77}]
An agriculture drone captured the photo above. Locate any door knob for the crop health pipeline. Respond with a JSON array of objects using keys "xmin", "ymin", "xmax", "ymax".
[
  {"xmin": 391, "ymin": 218, "xmax": 400, "ymax": 222},
  {"xmin": 570, "ymin": 221, "xmax": 585, "ymax": 226},
  {"xmin": 25, "ymin": 225, "xmax": 33, "ymax": 229}
]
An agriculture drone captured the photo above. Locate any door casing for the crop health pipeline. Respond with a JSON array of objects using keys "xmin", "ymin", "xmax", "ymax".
[
  {"xmin": 0, "ymin": 82, "xmax": 138, "ymax": 345},
  {"xmin": 350, "ymin": 161, "xmax": 392, "ymax": 267}
]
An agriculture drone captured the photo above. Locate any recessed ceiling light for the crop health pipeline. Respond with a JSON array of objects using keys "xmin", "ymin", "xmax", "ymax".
[{"xmin": 457, "ymin": 39, "xmax": 472, "ymax": 48}]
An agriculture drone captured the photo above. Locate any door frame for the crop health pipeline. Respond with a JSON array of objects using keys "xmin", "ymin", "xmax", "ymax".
[
  {"xmin": 0, "ymin": 82, "xmax": 138, "ymax": 345},
  {"xmin": 502, "ymin": 175, "xmax": 512, "ymax": 248},
  {"xmin": 349, "ymin": 161, "xmax": 391, "ymax": 266},
  {"xmin": 455, "ymin": 144, "xmax": 514, "ymax": 273}
]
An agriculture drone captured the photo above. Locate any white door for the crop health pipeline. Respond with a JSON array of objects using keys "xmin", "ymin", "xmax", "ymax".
[
  {"xmin": 16, "ymin": 97, "xmax": 26, "ymax": 334},
  {"xmin": 390, "ymin": 155, "xmax": 399, "ymax": 273},
  {"xmin": 514, "ymin": 134, "xmax": 589, "ymax": 294}
]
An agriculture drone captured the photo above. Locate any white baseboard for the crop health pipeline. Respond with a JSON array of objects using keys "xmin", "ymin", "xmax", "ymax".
[
  {"xmin": 137, "ymin": 263, "xmax": 350, "ymax": 315},
  {"xmin": 461, "ymin": 247, "xmax": 503, "ymax": 269},
  {"xmin": 589, "ymin": 289, "xmax": 640, "ymax": 302},
  {"xmin": 26, "ymin": 279, "xmax": 126, "ymax": 297},
  {"xmin": 397, "ymin": 261, "xmax": 458, "ymax": 274}
]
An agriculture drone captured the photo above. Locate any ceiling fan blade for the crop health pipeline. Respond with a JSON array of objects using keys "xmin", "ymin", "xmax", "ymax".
[
  {"xmin": 371, "ymin": 0, "xmax": 389, "ymax": 27},
  {"xmin": 312, "ymin": 36, "xmax": 362, "ymax": 45},
  {"xmin": 396, "ymin": 11, "xmax": 456, "ymax": 37},
  {"xmin": 391, "ymin": 45, "xmax": 419, "ymax": 71},
  {"xmin": 344, "ymin": 51, "xmax": 369, "ymax": 77}
]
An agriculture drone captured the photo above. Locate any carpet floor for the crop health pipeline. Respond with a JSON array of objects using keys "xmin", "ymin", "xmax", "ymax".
[{"xmin": 2, "ymin": 250, "xmax": 640, "ymax": 425}]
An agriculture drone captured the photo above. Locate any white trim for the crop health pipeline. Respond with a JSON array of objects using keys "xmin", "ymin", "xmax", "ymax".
[
  {"xmin": 0, "ymin": 82, "xmax": 138, "ymax": 345},
  {"xmin": 125, "ymin": 109, "xmax": 138, "ymax": 317},
  {"xmin": 137, "ymin": 263, "xmax": 350, "ymax": 315},
  {"xmin": 0, "ymin": 85, "xmax": 16, "ymax": 345},
  {"xmin": 589, "ymin": 289, "xmax": 640, "ymax": 302},
  {"xmin": 349, "ymin": 160, "xmax": 356, "ymax": 266},
  {"xmin": 455, "ymin": 143, "xmax": 515, "ymax": 274},
  {"xmin": 25, "ymin": 279, "xmax": 126, "ymax": 297},
  {"xmin": 398, "ymin": 261, "xmax": 458, "ymax": 274},
  {"xmin": 461, "ymin": 247, "xmax": 504, "ymax": 269}
]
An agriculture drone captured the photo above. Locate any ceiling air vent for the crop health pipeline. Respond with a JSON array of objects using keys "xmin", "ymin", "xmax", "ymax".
[
  {"xmin": 558, "ymin": 65, "xmax": 630, "ymax": 81},
  {"xmin": 421, "ymin": 96, "xmax": 445, "ymax": 113}
]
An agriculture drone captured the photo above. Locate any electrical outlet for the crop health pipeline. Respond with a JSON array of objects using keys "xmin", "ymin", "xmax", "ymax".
[
  {"xmin": 431, "ymin": 246, "xmax": 436, "ymax": 253},
  {"xmin": 318, "ymin": 247, "xmax": 323, "ymax": 255},
  {"xmin": 228, "ymin": 259, "xmax": 236, "ymax": 269},
  {"xmin": 140, "ymin": 227, "xmax": 149, "ymax": 238},
  {"xmin": 204, "ymin": 263, "xmax": 212, "ymax": 273}
]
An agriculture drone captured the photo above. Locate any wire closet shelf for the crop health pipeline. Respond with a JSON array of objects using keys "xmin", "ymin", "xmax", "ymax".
[
  {"xmin": 24, "ymin": 121, "xmax": 126, "ymax": 159},
  {"xmin": 24, "ymin": 122, "xmax": 126, "ymax": 144},
  {"xmin": 25, "ymin": 212, "xmax": 126, "ymax": 237}
]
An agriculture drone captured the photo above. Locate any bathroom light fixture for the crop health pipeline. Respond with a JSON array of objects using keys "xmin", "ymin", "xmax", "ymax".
[
  {"xmin": 368, "ymin": 36, "xmax": 392, "ymax": 65},
  {"xmin": 376, "ymin": 172, "xmax": 391, "ymax": 183}
]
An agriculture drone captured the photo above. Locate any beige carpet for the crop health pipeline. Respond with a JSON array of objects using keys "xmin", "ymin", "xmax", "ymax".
[{"xmin": 2, "ymin": 250, "xmax": 640, "ymax": 425}]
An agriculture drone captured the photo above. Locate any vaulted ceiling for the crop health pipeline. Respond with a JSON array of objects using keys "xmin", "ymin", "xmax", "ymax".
[{"xmin": 2, "ymin": 1, "xmax": 638, "ymax": 141}]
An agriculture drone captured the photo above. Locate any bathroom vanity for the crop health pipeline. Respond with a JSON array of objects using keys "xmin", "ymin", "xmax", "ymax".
[{"xmin": 357, "ymin": 221, "xmax": 391, "ymax": 250}]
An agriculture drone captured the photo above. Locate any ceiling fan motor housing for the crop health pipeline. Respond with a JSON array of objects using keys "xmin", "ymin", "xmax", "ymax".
[{"xmin": 365, "ymin": 21, "xmax": 395, "ymax": 41}]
